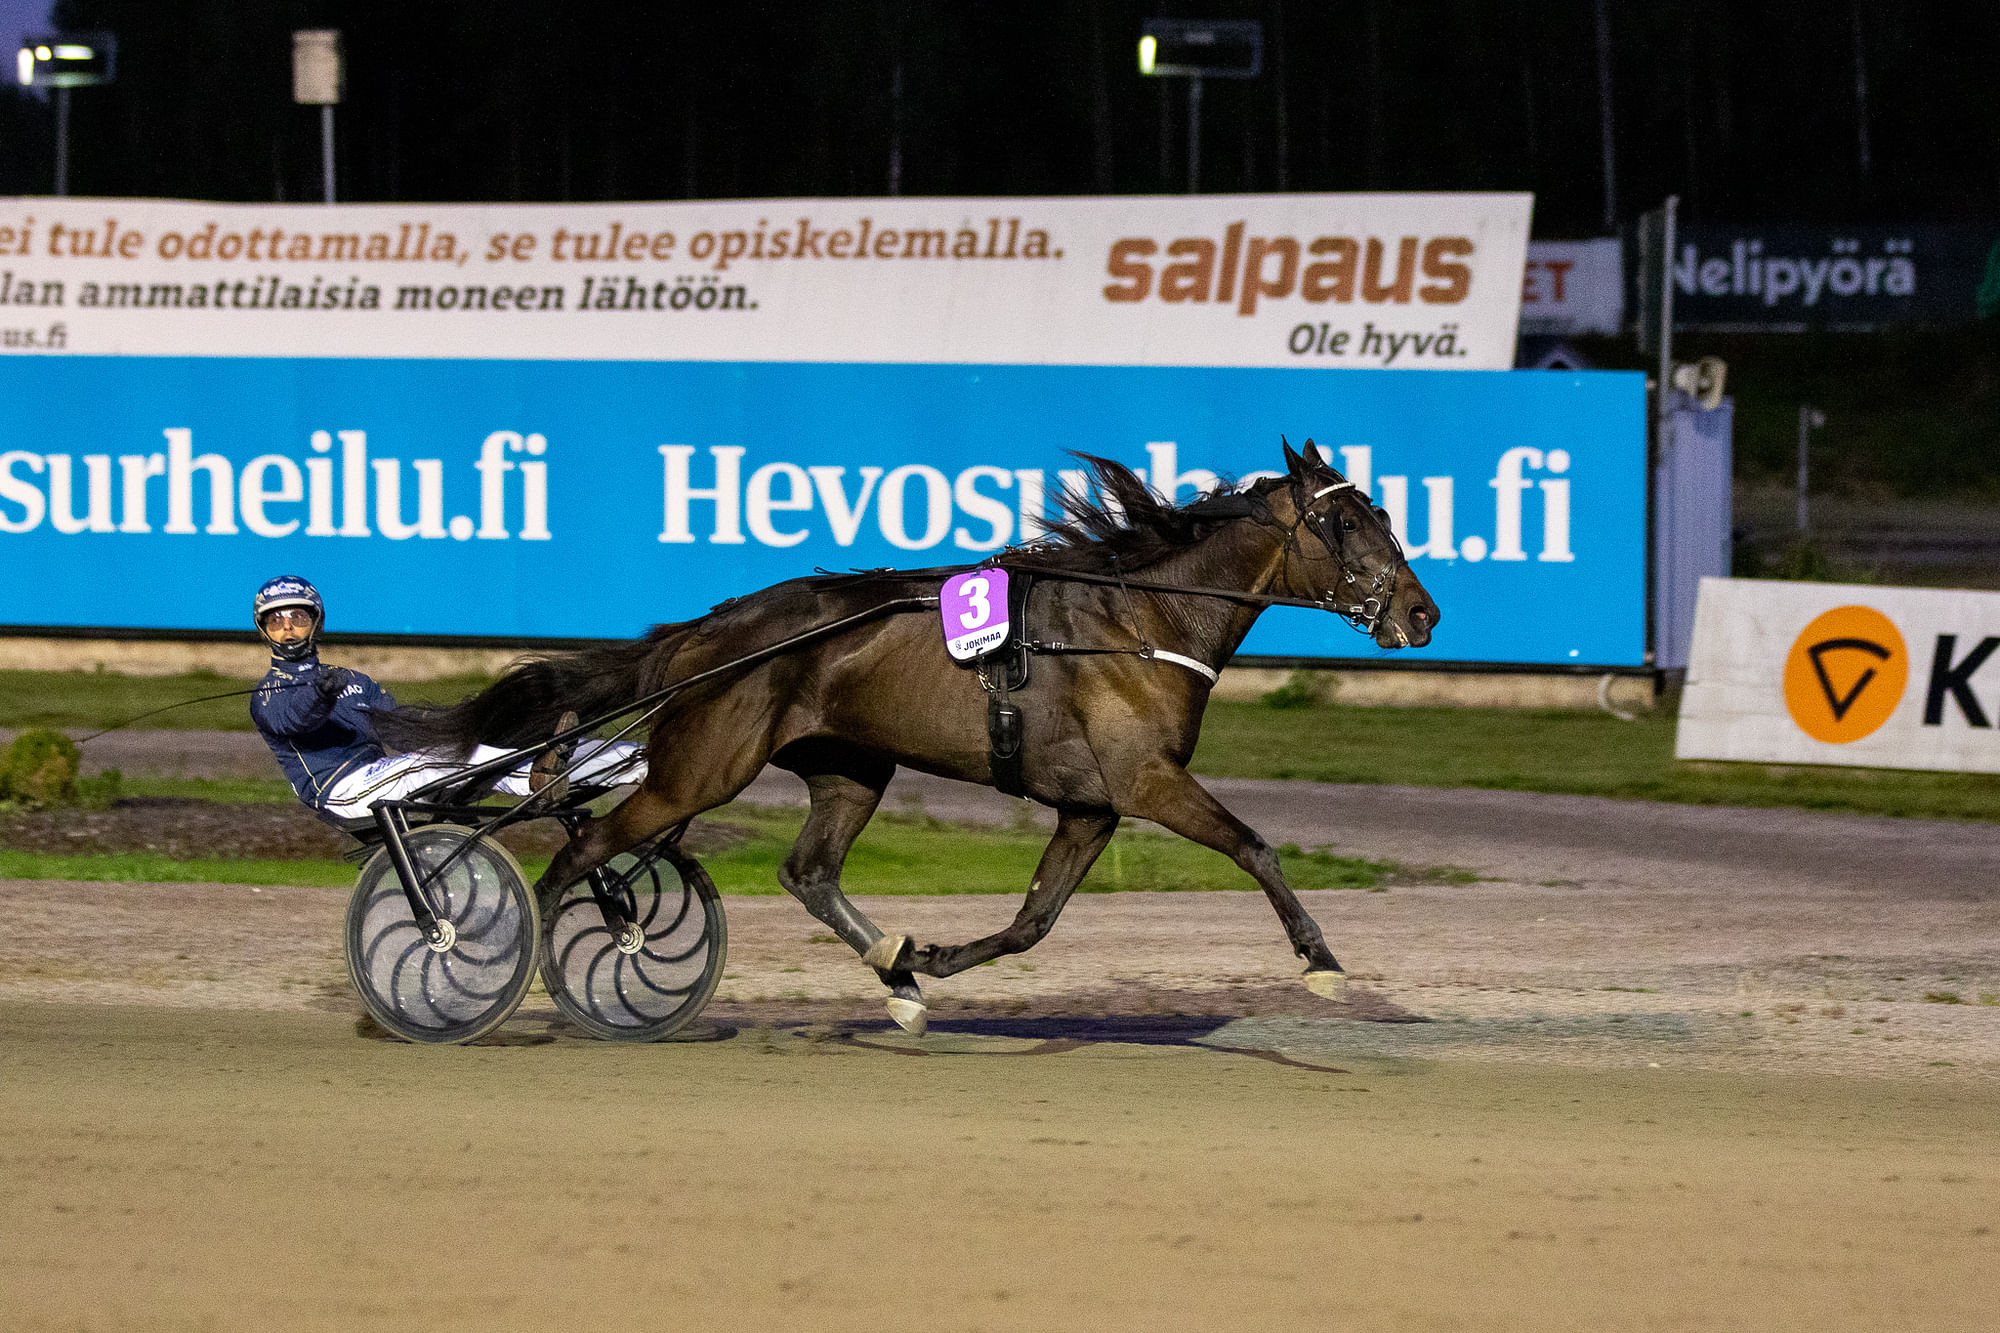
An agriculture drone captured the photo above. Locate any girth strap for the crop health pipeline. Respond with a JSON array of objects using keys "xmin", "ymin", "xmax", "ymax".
[{"xmin": 976, "ymin": 637, "xmax": 1031, "ymax": 798}]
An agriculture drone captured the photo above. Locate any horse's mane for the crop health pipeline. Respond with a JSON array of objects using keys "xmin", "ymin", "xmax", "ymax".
[{"xmin": 1009, "ymin": 454, "xmax": 1277, "ymax": 574}]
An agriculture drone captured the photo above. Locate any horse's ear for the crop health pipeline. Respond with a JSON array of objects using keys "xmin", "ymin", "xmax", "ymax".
[
  {"xmin": 1281, "ymin": 437, "xmax": 1304, "ymax": 475},
  {"xmin": 1300, "ymin": 438, "xmax": 1327, "ymax": 469}
]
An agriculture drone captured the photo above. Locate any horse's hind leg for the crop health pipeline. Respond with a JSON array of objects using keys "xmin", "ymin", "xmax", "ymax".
[
  {"xmin": 1117, "ymin": 761, "xmax": 1346, "ymax": 994},
  {"xmin": 775, "ymin": 763, "xmax": 931, "ymax": 1033},
  {"xmin": 533, "ymin": 728, "xmax": 774, "ymax": 901},
  {"xmin": 868, "ymin": 810, "xmax": 1118, "ymax": 980}
]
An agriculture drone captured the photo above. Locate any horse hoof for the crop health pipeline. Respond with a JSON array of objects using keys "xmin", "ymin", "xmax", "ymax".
[
  {"xmin": 1303, "ymin": 969, "xmax": 1348, "ymax": 1000},
  {"xmin": 863, "ymin": 934, "xmax": 910, "ymax": 972},
  {"xmin": 885, "ymin": 996, "xmax": 929, "ymax": 1036}
]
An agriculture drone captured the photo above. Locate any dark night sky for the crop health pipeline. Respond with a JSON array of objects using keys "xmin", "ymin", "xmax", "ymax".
[{"xmin": 4, "ymin": 1, "xmax": 1997, "ymax": 236}]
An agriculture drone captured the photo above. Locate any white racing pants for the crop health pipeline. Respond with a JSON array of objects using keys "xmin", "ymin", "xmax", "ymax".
[{"xmin": 320, "ymin": 740, "xmax": 644, "ymax": 822}]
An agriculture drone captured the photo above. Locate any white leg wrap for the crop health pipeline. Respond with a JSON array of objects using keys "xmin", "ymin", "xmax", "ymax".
[{"xmin": 862, "ymin": 934, "xmax": 909, "ymax": 972}]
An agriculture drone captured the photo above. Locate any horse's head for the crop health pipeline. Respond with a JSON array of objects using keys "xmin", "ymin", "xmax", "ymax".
[{"xmin": 1275, "ymin": 438, "xmax": 1440, "ymax": 650}]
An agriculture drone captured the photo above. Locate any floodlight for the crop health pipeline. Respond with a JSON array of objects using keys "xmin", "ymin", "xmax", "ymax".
[
  {"xmin": 1137, "ymin": 19, "xmax": 1262, "ymax": 79},
  {"xmin": 17, "ymin": 32, "xmax": 114, "ymax": 87},
  {"xmin": 293, "ymin": 29, "xmax": 342, "ymax": 106}
]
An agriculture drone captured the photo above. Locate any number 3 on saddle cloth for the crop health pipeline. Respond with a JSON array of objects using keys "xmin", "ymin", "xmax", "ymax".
[{"xmin": 940, "ymin": 568, "xmax": 1032, "ymax": 797}]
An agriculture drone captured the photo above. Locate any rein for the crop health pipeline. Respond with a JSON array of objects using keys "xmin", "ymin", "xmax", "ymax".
[
  {"xmin": 995, "ymin": 561, "xmax": 1343, "ymax": 614},
  {"xmin": 992, "ymin": 474, "xmax": 1406, "ymax": 682},
  {"xmin": 71, "ymin": 675, "xmax": 345, "ymax": 744}
]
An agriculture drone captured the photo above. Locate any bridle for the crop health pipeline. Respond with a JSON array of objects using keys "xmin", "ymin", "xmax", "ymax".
[{"xmin": 1284, "ymin": 476, "xmax": 1405, "ymax": 639}]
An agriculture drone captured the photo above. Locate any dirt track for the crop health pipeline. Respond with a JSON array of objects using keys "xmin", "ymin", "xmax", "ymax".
[
  {"xmin": 6, "ymin": 1000, "xmax": 1998, "ymax": 1333},
  {"xmin": 4, "ymin": 755, "xmax": 2000, "ymax": 1328}
]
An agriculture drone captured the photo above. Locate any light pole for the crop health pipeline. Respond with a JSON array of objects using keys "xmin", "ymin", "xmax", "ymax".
[
  {"xmin": 17, "ymin": 34, "xmax": 115, "ymax": 197},
  {"xmin": 293, "ymin": 30, "xmax": 343, "ymax": 205},
  {"xmin": 1138, "ymin": 19, "xmax": 1261, "ymax": 194}
]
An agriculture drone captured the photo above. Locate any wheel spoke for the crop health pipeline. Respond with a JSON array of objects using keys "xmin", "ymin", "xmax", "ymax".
[{"xmin": 584, "ymin": 944, "xmax": 635, "ymax": 1027}]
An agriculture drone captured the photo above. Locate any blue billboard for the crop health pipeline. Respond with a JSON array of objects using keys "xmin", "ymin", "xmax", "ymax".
[{"xmin": 0, "ymin": 358, "xmax": 1645, "ymax": 666}]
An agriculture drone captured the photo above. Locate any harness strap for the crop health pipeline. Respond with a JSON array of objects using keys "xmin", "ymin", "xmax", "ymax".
[
  {"xmin": 1023, "ymin": 640, "xmax": 1220, "ymax": 685},
  {"xmin": 1145, "ymin": 648, "xmax": 1219, "ymax": 683}
]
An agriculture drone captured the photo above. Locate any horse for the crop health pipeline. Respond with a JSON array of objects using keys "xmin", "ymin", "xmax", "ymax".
[{"xmin": 380, "ymin": 440, "xmax": 1439, "ymax": 1034}]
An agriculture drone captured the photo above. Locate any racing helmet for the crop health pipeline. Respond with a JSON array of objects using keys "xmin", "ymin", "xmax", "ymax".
[{"xmin": 253, "ymin": 575, "xmax": 324, "ymax": 660}]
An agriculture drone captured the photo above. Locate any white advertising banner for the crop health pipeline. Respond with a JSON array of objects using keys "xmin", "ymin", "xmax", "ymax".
[
  {"xmin": 0, "ymin": 193, "xmax": 1530, "ymax": 368},
  {"xmin": 1520, "ymin": 238, "xmax": 1622, "ymax": 336},
  {"xmin": 1677, "ymin": 577, "xmax": 2000, "ymax": 774}
]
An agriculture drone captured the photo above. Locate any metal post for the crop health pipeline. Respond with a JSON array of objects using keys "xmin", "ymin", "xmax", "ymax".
[
  {"xmin": 1187, "ymin": 74, "xmax": 1203, "ymax": 193},
  {"xmin": 1796, "ymin": 407, "xmax": 1823, "ymax": 533},
  {"xmin": 887, "ymin": 61, "xmax": 904, "ymax": 196},
  {"xmin": 1272, "ymin": 0, "xmax": 1289, "ymax": 190},
  {"xmin": 1850, "ymin": 0, "xmax": 1871, "ymax": 184},
  {"xmin": 1797, "ymin": 408, "xmax": 1811, "ymax": 533},
  {"xmin": 320, "ymin": 103, "xmax": 336, "ymax": 204},
  {"xmin": 1594, "ymin": 0, "xmax": 1617, "ymax": 231},
  {"xmin": 1644, "ymin": 195, "xmax": 1677, "ymax": 674},
  {"xmin": 54, "ymin": 86, "xmax": 71, "ymax": 196},
  {"xmin": 1655, "ymin": 195, "xmax": 1678, "ymax": 450}
]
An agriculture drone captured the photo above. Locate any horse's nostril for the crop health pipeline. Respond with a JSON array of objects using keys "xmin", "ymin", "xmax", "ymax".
[{"xmin": 1409, "ymin": 606, "xmax": 1431, "ymax": 626}]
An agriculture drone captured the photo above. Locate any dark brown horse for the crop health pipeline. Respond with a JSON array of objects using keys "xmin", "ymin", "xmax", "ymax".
[{"xmin": 382, "ymin": 441, "xmax": 1438, "ymax": 1033}]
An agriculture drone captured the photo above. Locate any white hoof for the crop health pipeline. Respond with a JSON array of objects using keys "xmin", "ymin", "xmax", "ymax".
[
  {"xmin": 863, "ymin": 934, "xmax": 909, "ymax": 972},
  {"xmin": 885, "ymin": 996, "xmax": 929, "ymax": 1036},
  {"xmin": 1303, "ymin": 969, "xmax": 1349, "ymax": 1000}
]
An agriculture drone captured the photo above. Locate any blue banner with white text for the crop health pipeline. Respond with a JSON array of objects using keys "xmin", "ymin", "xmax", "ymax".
[{"xmin": 0, "ymin": 358, "xmax": 1646, "ymax": 666}]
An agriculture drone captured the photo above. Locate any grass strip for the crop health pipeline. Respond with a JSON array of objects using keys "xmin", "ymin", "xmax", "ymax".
[
  {"xmin": 1191, "ymin": 701, "xmax": 2000, "ymax": 823},
  {"xmin": 120, "ymin": 776, "xmax": 302, "ymax": 805},
  {"xmin": 0, "ymin": 850, "xmax": 359, "ymax": 887},
  {"xmin": 0, "ymin": 801, "xmax": 1426, "ymax": 894}
]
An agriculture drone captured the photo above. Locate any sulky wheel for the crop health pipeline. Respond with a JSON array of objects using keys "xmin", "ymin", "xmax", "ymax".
[
  {"xmin": 539, "ymin": 840, "xmax": 727, "ymax": 1042},
  {"xmin": 345, "ymin": 824, "xmax": 539, "ymax": 1045}
]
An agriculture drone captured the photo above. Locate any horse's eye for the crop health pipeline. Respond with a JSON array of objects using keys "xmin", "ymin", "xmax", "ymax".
[{"xmin": 1340, "ymin": 516, "xmax": 1358, "ymax": 532}]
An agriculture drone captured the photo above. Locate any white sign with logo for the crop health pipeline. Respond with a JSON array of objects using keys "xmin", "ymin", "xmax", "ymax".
[
  {"xmin": 0, "ymin": 193, "xmax": 1530, "ymax": 369},
  {"xmin": 1520, "ymin": 238, "xmax": 1623, "ymax": 336},
  {"xmin": 1677, "ymin": 576, "xmax": 2000, "ymax": 774}
]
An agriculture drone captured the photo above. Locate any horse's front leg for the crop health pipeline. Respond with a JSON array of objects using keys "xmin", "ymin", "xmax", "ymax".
[
  {"xmin": 865, "ymin": 810, "xmax": 1118, "ymax": 979},
  {"xmin": 1117, "ymin": 760, "xmax": 1346, "ymax": 995}
]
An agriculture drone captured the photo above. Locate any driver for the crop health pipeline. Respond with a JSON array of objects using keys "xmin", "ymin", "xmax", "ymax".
[{"xmin": 248, "ymin": 575, "xmax": 641, "ymax": 822}]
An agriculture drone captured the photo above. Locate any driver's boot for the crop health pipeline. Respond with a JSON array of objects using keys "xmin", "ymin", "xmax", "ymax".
[{"xmin": 530, "ymin": 711, "xmax": 581, "ymax": 802}]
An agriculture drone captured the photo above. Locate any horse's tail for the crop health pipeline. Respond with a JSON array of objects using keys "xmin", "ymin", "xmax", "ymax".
[{"xmin": 375, "ymin": 622, "xmax": 691, "ymax": 757}]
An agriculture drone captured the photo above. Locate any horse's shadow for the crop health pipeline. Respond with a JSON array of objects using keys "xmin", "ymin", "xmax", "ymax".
[{"xmin": 789, "ymin": 1014, "xmax": 1382, "ymax": 1071}]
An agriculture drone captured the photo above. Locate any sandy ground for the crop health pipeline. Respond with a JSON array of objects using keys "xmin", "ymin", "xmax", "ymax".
[{"xmin": 3, "ymin": 763, "xmax": 1999, "ymax": 1329}]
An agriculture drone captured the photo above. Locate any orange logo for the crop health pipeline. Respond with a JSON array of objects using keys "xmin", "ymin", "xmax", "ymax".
[{"xmin": 1782, "ymin": 606, "xmax": 1908, "ymax": 743}]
